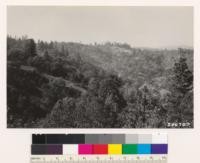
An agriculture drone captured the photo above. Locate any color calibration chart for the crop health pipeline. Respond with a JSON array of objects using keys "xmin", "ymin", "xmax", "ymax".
[{"xmin": 31, "ymin": 134, "xmax": 168, "ymax": 163}]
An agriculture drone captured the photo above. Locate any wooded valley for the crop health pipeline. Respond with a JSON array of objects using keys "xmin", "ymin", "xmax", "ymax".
[{"xmin": 7, "ymin": 36, "xmax": 193, "ymax": 128}]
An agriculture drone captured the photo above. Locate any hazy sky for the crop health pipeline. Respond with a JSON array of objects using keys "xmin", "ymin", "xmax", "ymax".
[{"xmin": 7, "ymin": 6, "xmax": 193, "ymax": 48}]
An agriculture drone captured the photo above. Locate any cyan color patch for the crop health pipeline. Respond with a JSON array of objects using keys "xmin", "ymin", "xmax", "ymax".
[{"xmin": 137, "ymin": 144, "xmax": 151, "ymax": 154}]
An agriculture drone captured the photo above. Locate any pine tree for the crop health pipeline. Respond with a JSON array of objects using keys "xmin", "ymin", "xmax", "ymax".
[
  {"xmin": 170, "ymin": 56, "xmax": 193, "ymax": 124},
  {"xmin": 24, "ymin": 39, "xmax": 37, "ymax": 57},
  {"xmin": 173, "ymin": 57, "xmax": 193, "ymax": 94}
]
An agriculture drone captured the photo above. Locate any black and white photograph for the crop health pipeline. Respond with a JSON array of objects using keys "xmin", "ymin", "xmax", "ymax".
[{"xmin": 7, "ymin": 6, "xmax": 193, "ymax": 128}]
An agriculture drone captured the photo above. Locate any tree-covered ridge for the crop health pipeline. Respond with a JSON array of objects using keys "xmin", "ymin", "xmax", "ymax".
[{"xmin": 7, "ymin": 35, "xmax": 193, "ymax": 128}]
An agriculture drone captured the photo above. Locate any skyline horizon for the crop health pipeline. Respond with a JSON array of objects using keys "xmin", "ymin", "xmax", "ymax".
[
  {"xmin": 7, "ymin": 34, "xmax": 193, "ymax": 50},
  {"xmin": 7, "ymin": 6, "xmax": 193, "ymax": 49}
]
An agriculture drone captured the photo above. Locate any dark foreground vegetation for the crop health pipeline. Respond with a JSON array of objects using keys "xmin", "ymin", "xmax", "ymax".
[{"xmin": 7, "ymin": 36, "xmax": 193, "ymax": 128}]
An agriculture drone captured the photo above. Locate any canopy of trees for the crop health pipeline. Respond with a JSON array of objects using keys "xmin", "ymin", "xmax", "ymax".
[{"xmin": 7, "ymin": 35, "xmax": 193, "ymax": 128}]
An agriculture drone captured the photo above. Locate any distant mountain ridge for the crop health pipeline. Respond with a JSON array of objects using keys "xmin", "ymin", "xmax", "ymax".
[{"xmin": 61, "ymin": 42, "xmax": 193, "ymax": 81}]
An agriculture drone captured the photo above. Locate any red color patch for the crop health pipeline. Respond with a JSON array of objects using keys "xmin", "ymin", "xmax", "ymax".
[{"xmin": 93, "ymin": 144, "xmax": 108, "ymax": 154}]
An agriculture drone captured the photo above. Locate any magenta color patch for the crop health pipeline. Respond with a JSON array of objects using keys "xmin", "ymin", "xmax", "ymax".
[{"xmin": 78, "ymin": 144, "xmax": 93, "ymax": 154}]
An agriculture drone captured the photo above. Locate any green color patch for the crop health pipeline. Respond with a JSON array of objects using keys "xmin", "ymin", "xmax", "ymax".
[{"xmin": 122, "ymin": 144, "xmax": 137, "ymax": 154}]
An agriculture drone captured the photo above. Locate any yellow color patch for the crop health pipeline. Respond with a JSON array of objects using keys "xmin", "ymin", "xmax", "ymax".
[{"xmin": 108, "ymin": 144, "xmax": 122, "ymax": 154}]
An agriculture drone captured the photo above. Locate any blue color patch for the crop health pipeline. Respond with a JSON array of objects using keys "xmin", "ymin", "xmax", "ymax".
[{"xmin": 137, "ymin": 144, "xmax": 151, "ymax": 154}]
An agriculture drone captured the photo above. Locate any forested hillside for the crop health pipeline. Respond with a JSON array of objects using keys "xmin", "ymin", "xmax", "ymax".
[{"xmin": 7, "ymin": 36, "xmax": 193, "ymax": 128}]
